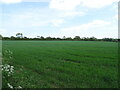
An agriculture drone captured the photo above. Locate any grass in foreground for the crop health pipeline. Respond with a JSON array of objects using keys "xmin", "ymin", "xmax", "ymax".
[{"xmin": 2, "ymin": 41, "xmax": 118, "ymax": 88}]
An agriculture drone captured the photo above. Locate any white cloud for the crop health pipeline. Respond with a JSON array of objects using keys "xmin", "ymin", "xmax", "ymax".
[
  {"xmin": 57, "ymin": 20, "xmax": 117, "ymax": 38},
  {"xmin": 51, "ymin": 20, "xmax": 117, "ymax": 38},
  {"xmin": 114, "ymin": 14, "xmax": 118, "ymax": 20},
  {"xmin": 49, "ymin": 0, "xmax": 81, "ymax": 10},
  {"xmin": 3, "ymin": 10, "xmax": 65, "ymax": 28},
  {"xmin": 0, "ymin": 0, "xmax": 51, "ymax": 4},
  {"xmin": 59, "ymin": 11, "xmax": 85, "ymax": 17},
  {"xmin": 23, "ymin": 0, "xmax": 51, "ymax": 2},
  {"xmin": 81, "ymin": 0, "xmax": 118, "ymax": 8},
  {"xmin": 0, "ymin": 28, "xmax": 6, "ymax": 35},
  {"xmin": 49, "ymin": 0, "xmax": 118, "ymax": 10},
  {"xmin": 112, "ymin": 14, "xmax": 118, "ymax": 24},
  {"xmin": 31, "ymin": 22, "xmax": 49, "ymax": 27},
  {"xmin": 51, "ymin": 19, "xmax": 65, "ymax": 27},
  {"xmin": 1, "ymin": 0, "xmax": 22, "ymax": 4},
  {"xmin": 61, "ymin": 20, "xmax": 111, "ymax": 32}
]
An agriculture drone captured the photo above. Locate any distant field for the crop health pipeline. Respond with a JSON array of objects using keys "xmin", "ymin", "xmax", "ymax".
[{"xmin": 2, "ymin": 41, "xmax": 118, "ymax": 88}]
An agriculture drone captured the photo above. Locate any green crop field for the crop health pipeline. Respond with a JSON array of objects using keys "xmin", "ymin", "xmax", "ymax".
[{"xmin": 2, "ymin": 41, "xmax": 118, "ymax": 88}]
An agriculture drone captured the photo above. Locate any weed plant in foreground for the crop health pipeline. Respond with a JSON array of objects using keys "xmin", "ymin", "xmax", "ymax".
[{"xmin": 2, "ymin": 49, "xmax": 22, "ymax": 89}]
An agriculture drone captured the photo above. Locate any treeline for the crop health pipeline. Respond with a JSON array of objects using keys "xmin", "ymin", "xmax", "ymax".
[{"xmin": 0, "ymin": 35, "xmax": 119, "ymax": 42}]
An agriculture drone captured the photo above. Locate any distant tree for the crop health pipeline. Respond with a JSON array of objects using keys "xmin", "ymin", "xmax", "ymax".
[
  {"xmin": 46, "ymin": 36, "xmax": 52, "ymax": 40},
  {"xmin": 66, "ymin": 37, "xmax": 73, "ymax": 40},
  {"xmin": 82, "ymin": 37, "xmax": 90, "ymax": 41},
  {"xmin": 113, "ymin": 39, "xmax": 118, "ymax": 42},
  {"xmin": 23, "ymin": 36, "xmax": 28, "ymax": 40},
  {"xmin": 16, "ymin": 33, "xmax": 23, "ymax": 38},
  {"xmin": 63, "ymin": 36, "xmax": 66, "ymax": 40},
  {"xmin": 74, "ymin": 36, "xmax": 81, "ymax": 41},
  {"xmin": 118, "ymin": 39, "xmax": 120, "ymax": 42},
  {"xmin": 102, "ymin": 38, "xmax": 113, "ymax": 42},
  {"xmin": 10, "ymin": 36, "xmax": 16, "ymax": 40},
  {"xmin": 3, "ymin": 37, "xmax": 9, "ymax": 40},
  {"xmin": 52, "ymin": 37, "xmax": 56, "ymax": 40},
  {"xmin": 56, "ymin": 37, "xmax": 61, "ymax": 40},
  {"xmin": 89, "ymin": 36, "xmax": 97, "ymax": 41},
  {"xmin": 40, "ymin": 36, "xmax": 44, "ymax": 40},
  {"xmin": 37, "ymin": 36, "xmax": 40, "ymax": 39}
]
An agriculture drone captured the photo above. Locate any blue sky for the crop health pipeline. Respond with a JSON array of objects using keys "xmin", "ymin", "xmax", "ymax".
[{"xmin": 0, "ymin": 0, "xmax": 118, "ymax": 39}]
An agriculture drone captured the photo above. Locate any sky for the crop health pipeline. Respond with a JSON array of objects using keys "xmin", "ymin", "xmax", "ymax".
[{"xmin": 0, "ymin": 0, "xmax": 119, "ymax": 39}]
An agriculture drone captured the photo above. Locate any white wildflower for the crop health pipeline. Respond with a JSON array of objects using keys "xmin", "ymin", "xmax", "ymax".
[
  {"xmin": 18, "ymin": 86, "xmax": 22, "ymax": 89},
  {"xmin": 2, "ymin": 64, "xmax": 14, "ymax": 76},
  {"xmin": 7, "ymin": 83, "xmax": 13, "ymax": 89}
]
